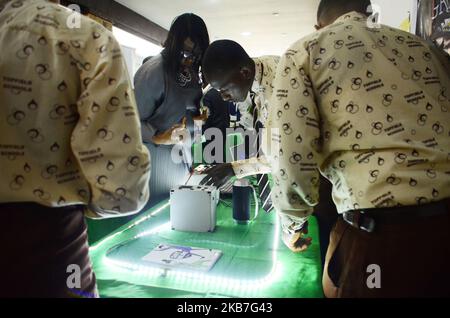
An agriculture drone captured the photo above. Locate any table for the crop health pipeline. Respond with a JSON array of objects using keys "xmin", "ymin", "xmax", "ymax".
[{"xmin": 89, "ymin": 198, "xmax": 324, "ymax": 298}]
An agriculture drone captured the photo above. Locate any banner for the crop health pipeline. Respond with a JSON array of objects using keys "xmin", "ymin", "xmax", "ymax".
[
  {"xmin": 431, "ymin": 0, "xmax": 450, "ymax": 53},
  {"xmin": 414, "ymin": 0, "xmax": 450, "ymax": 55}
]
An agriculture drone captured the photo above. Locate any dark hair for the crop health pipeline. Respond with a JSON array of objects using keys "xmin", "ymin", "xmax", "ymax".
[
  {"xmin": 163, "ymin": 13, "xmax": 210, "ymax": 76},
  {"xmin": 317, "ymin": 0, "xmax": 371, "ymax": 23},
  {"xmin": 202, "ymin": 40, "xmax": 251, "ymax": 80},
  {"xmin": 142, "ymin": 56, "xmax": 153, "ymax": 65}
]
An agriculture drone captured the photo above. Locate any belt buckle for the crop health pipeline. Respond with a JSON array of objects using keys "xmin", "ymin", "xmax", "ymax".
[
  {"xmin": 343, "ymin": 211, "xmax": 375, "ymax": 233},
  {"xmin": 343, "ymin": 212, "xmax": 358, "ymax": 228},
  {"xmin": 359, "ymin": 214, "xmax": 375, "ymax": 233}
]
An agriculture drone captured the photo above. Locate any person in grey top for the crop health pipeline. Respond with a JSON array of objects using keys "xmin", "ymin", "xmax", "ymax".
[{"xmin": 134, "ymin": 13, "xmax": 210, "ymax": 205}]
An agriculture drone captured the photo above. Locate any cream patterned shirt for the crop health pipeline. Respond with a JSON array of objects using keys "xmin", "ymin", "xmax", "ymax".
[
  {"xmin": 0, "ymin": 0, "xmax": 151, "ymax": 218},
  {"xmin": 266, "ymin": 12, "xmax": 450, "ymax": 225},
  {"xmin": 231, "ymin": 56, "xmax": 279, "ymax": 178}
]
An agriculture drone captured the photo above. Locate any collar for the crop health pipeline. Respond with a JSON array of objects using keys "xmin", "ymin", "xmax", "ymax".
[
  {"xmin": 333, "ymin": 11, "xmax": 368, "ymax": 24},
  {"xmin": 251, "ymin": 57, "xmax": 264, "ymax": 92}
]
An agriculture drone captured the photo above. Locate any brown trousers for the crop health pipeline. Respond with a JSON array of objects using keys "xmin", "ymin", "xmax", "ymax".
[
  {"xmin": 0, "ymin": 202, "xmax": 97, "ymax": 298},
  {"xmin": 323, "ymin": 200, "xmax": 450, "ymax": 298}
]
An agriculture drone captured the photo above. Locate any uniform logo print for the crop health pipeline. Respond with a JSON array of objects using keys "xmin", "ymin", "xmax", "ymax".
[
  {"xmin": 38, "ymin": 36, "xmax": 48, "ymax": 46},
  {"xmin": 371, "ymin": 122, "xmax": 383, "ymax": 135},
  {"xmin": 16, "ymin": 44, "xmax": 34, "ymax": 59},
  {"xmin": 351, "ymin": 77, "xmax": 362, "ymax": 90},
  {"xmin": 106, "ymin": 161, "xmax": 115, "ymax": 171},
  {"xmin": 33, "ymin": 188, "xmax": 51, "ymax": 201},
  {"xmin": 331, "ymin": 100, "xmax": 339, "ymax": 113},
  {"xmin": 296, "ymin": 106, "xmax": 309, "ymax": 117},
  {"xmin": 58, "ymin": 81, "xmax": 68, "ymax": 91},
  {"xmin": 412, "ymin": 70, "xmax": 422, "ymax": 81},
  {"xmin": 282, "ymin": 123, "xmax": 293, "ymax": 135},
  {"xmin": 364, "ymin": 52, "xmax": 373, "ymax": 62},
  {"xmin": 115, "ymin": 188, "xmax": 127, "ymax": 198},
  {"xmin": 107, "ymin": 97, "xmax": 120, "ymax": 112},
  {"xmin": 282, "ymin": 66, "xmax": 291, "ymax": 77},
  {"xmin": 127, "ymin": 156, "xmax": 140, "ymax": 172},
  {"xmin": 290, "ymin": 78, "xmax": 300, "ymax": 89},
  {"xmin": 382, "ymin": 94, "xmax": 393, "ymax": 106},
  {"xmin": 369, "ymin": 170, "xmax": 380, "ymax": 183},
  {"xmin": 386, "ymin": 174, "xmax": 402, "ymax": 185},
  {"xmin": 122, "ymin": 134, "xmax": 131, "ymax": 144},
  {"xmin": 9, "ymin": 175, "xmax": 25, "ymax": 190},
  {"xmin": 346, "ymin": 101, "xmax": 360, "ymax": 114},
  {"xmin": 41, "ymin": 165, "xmax": 58, "ymax": 179},
  {"xmin": 394, "ymin": 152, "xmax": 407, "ymax": 164},
  {"xmin": 35, "ymin": 63, "xmax": 52, "ymax": 80},
  {"xmin": 432, "ymin": 122, "xmax": 444, "ymax": 134},
  {"xmin": 328, "ymin": 58, "xmax": 341, "ymax": 70},
  {"xmin": 97, "ymin": 127, "xmax": 114, "ymax": 141},
  {"xmin": 279, "ymin": 169, "xmax": 288, "ymax": 180},
  {"xmin": 49, "ymin": 104, "xmax": 67, "ymax": 119},
  {"xmin": 56, "ymin": 41, "xmax": 69, "ymax": 55},
  {"xmin": 334, "ymin": 40, "xmax": 344, "ymax": 49},
  {"xmin": 96, "ymin": 175, "xmax": 108, "ymax": 186},
  {"xmin": 289, "ymin": 153, "xmax": 302, "ymax": 164},
  {"xmin": 417, "ymin": 113, "xmax": 428, "ymax": 126},
  {"xmin": 27, "ymin": 128, "xmax": 45, "ymax": 143},
  {"xmin": 7, "ymin": 110, "xmax": 26, "ymax": 126}
]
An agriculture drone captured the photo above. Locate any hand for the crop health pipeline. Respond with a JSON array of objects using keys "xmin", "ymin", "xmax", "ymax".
[
  {"xmin": 199, "ymin": 163, "xmax": 235, "ymax": 188},
  {"xmin": 281, "ymin": 221, "xmax": 312, "ymax": 253},
  {"xmin": 193, "ymin": 108, "xmax": 208, "ymax": 123},
  {"xmin": 152, "ymin": 117, "xmax": 187, "ymax": 145}
]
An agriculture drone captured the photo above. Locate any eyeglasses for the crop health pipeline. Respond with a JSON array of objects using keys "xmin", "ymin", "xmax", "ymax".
[{"xmin": 180, "ymin": 50, "xmax": 200, "ymax": 64}]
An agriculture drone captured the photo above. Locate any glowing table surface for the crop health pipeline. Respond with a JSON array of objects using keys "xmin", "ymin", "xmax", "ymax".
[{"xmin": 89, "ymin": 198, "xmax": 324, "ymax": 298}]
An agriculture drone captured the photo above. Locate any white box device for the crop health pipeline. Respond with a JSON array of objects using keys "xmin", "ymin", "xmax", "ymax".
[{"xmin": 170, "ymin": 185, "xmax": 220, "ymax": 233}]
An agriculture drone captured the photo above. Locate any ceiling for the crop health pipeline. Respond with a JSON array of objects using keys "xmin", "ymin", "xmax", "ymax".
[{"xmin": 114, "ymin": 0, "xmax": 321, "ymax": 57}]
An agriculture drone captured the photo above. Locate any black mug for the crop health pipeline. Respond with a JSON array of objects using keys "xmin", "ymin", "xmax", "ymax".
[{"xmin": 232, "ymin": 179, "xmax": 258, "ymax": 224}]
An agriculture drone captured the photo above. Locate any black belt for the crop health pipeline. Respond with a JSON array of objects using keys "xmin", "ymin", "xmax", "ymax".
[{"xmin": 342, "ymin": 199, "xmax": 450, "ymax": 233}]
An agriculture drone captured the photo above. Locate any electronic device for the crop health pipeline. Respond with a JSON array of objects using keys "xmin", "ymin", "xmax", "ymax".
[{"xmin": 170, "ymin": 185, "xmax": 220, "ymax": 233}]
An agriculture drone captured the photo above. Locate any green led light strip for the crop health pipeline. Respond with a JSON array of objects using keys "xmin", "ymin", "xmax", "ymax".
[
  {"xmin": 89, "ymin": 202, "xmax": 170, "ymax": 252},
  {"xmin": 91, "ymin": 202, "xmax": 282, "ymax": 292}
]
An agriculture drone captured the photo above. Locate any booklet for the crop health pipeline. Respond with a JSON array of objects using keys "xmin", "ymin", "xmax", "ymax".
[{"xmin": 142, "ymin": 244, "xmax": 222, "ymax": 272}]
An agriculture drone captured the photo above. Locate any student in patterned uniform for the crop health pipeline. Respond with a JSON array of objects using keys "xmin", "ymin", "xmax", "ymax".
[
  {"xmin": 0, "ymin": 0, "xmax": 150, "ymax": 297},
  {"xmin": 266, "ymin": 0, "xmax": 450, "ymax": 297},
  {"xmin": 200, "ymin": 40, "xmax": 279, "ymax": 185},
  {"xmin": 200, "ymin": 39, "xmax": 337, "ymax": 266}
]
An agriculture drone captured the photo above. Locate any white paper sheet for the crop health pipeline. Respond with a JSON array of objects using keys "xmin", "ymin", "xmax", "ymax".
[{"xmin": 142, "ymin": 244, "xmax": 222, "ymax": 272}]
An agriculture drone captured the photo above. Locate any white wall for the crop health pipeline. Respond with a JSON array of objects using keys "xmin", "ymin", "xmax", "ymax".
[
  {"xmin": 112, "ymin": 26, "xmax": 163, "ymax": 86},
  {"xmin": 371, "ymin": 0, "xmax": 414, "ymax": 28}
]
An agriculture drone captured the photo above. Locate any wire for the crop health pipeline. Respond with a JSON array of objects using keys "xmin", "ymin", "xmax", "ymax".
[
  {"xmin": 219, "ymin": 199, "xmax": 232, "ymax": 207},
  {"xmin": 184, "ymin": 169, "xmax": 194, "ymax": 186}
]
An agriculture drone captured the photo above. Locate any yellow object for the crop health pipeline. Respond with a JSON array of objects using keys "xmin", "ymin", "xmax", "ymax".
[
  {"xmin": 87, "ymin": 13, "xmax": 113, "ymax": 31},
  {"xmin": 400, "ymin": 17, "xmax": 411, "ymax": 32}
]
